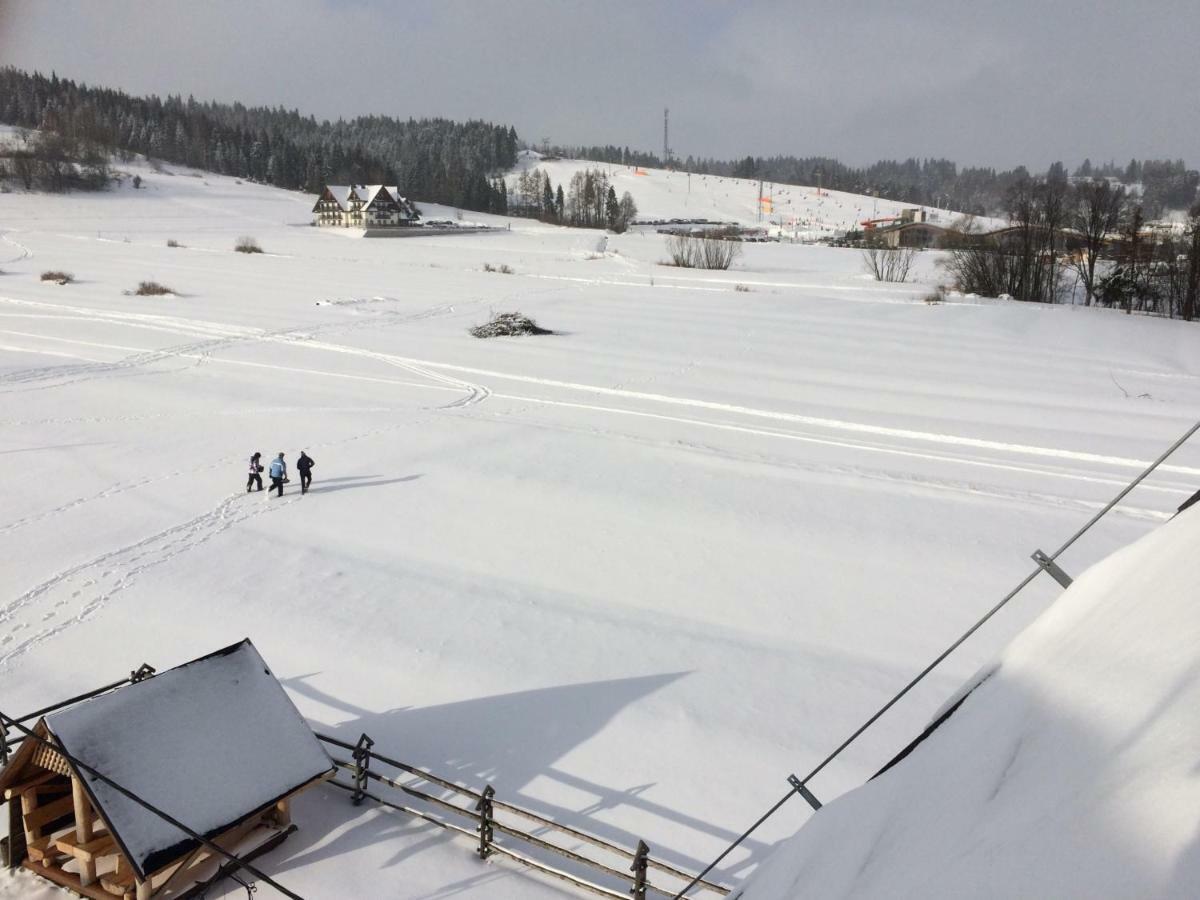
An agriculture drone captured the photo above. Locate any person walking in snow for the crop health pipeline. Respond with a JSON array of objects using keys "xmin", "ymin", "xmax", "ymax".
[
  {"xmin": 296, "ymin": 451, "xmax": 315, "ymax": 494},
  {"xmin": 246, "ymin": 452, "xmax": 264, "ymax": 492},
  {"xmin": 268, "ymin": 452, "xmax": 288, "ymax": 497}
]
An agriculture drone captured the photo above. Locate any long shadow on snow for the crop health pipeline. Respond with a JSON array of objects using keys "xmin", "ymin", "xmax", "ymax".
[
  {"xmin": 273, "ymin": 672, "xmax": 706, "ymax": 887},
  {"xmin": 309, "ymin": 474, "xmax": 423, "ymax": 494}
]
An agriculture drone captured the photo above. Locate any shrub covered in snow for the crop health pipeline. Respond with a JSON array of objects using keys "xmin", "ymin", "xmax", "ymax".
[
  {"xmin": 234, "ymin": 236, "xmax": 263, "ymax": 254},
  {"xmin": 470, "ymin": 311, "xmax": 553, "ymax": 338},
  {"xmin": 41, "ymin": 270, "xmax": 73, "ymax": 284},
  {"xmin": 134, "ymin": 281, "xmax": 174, "ymax": 296}
]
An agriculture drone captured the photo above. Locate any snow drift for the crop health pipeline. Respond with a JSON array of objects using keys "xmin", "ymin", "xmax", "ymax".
[{"xmin": 741, "ymin": 506, "xmax": 1200, "ymax": 899}]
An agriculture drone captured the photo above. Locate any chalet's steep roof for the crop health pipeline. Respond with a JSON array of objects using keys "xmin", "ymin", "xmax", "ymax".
[
  {"xmin": 317, "ymin": 185, "xmax": 416, "ymax": 214},
  {"xmin": 44, "ymin": 639, "xmax": 332, "ymax": 878},
  {"xmin": 322, "ymin": 185, "xmax": 354, "ymax": 210}
]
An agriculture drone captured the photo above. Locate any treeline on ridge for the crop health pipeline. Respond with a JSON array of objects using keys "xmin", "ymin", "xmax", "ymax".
[
  {"xmin": 0, "ymin": 67, "xmax": 516, "ymax": 212},
  {"xmin": 548, "ymin": 147, "xmax": 1199, "ymax": 220}
]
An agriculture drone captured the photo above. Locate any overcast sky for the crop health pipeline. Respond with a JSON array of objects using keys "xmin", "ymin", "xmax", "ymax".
[{"xmin": 2, "ymin": 0, "xmax": 1197, "ymax": 171}]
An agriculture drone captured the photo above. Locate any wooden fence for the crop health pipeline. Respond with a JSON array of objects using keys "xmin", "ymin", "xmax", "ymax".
[{"xmin": 317, "ymin": 732, "xmax": 729, "ymax": 900}]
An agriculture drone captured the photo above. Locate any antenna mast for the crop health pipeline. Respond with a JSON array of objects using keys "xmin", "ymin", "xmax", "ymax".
[{"xmin": 663, "ymin": 107, "xmax": 671, "ymax": 168}]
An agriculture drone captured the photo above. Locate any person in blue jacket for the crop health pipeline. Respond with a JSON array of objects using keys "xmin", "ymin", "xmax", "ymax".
[{"xmin": 268, "ymin": 452, "xmax": 288, "ymax": 497}]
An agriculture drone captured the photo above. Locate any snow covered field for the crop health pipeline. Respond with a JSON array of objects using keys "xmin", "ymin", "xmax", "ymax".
[{"xmin": 2, "ymin": 159, "xmax": 1199, "ymax": 898}]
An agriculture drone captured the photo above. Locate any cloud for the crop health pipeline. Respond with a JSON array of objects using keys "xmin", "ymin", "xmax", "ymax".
[{"xmin": 1, "ymin": 0, "xmax": 1197, "ymax": 170}]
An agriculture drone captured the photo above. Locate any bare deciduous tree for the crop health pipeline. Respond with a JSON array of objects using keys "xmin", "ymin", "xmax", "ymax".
[
  {"xmin": 862, "ymin": 242, "xmax": 917, "ymax": 282},
  {"xmin": 1184, "ymin": 204, "xmax": 1200, "ymax": 322},
  {"xmin": 1068, "ymin": 180, "xmax": 1126, "ymax": 305},
  {"xmin": 665, "ymin": 230, "xmax": 742, "ymax": 270}
]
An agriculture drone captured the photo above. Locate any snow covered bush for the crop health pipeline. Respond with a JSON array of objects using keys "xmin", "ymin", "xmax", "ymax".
[
  {"xmin": 40, "ymin": 270, "xmax": 73, "ymax": 284},
  {"xmin": 134, "ymin": 281, "xmax": 174, "ymax": 296},
  {"xmin": 482, "ymin": 263, "xmax": 514, "ymax": 274},
  {"xmin": 234, "ymin": 236, "xmax": 263, "ymax": 254},
  {"xmin": 166, "ymin": 239, "xmax": 182, "ymax": 248},
  {"xmin": 470, "ymin": 312, "xmax": 553, "ymax": 338}
]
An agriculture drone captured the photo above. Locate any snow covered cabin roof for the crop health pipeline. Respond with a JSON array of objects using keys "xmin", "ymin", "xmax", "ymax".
[
  {"xmin": 315, "ymin": 185, "xmax": 415, "ymax": 213},
  {"xmin": 39, "ymin": 639, "xmax": 332, "ymax": 879},
  {"xmin": 319, "ymin": 185, "xmax": 354, "ymax": 210}
]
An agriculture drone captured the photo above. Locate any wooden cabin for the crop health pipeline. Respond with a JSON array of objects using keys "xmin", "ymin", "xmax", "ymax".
[{"xmin": 0, "ymin": 640, "xmax": 333, "ymax": 899}]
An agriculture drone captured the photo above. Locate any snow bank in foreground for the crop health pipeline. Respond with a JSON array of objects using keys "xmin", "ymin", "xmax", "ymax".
[{"xmin": 742, "ymin": 507, "xmax": 1200, "ymax": 900}]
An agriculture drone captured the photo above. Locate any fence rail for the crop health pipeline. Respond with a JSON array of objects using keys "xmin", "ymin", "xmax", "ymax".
[{"xmin": 316, "ymin": 732, "xmax": 729, "ymax": 900}]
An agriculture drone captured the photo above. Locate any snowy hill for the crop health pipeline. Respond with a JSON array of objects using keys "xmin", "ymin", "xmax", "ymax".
[
  {"xmin": 1, "ymin": 155, "xmax": 1199, "ymax": 897},
  {"xmin": 741, "ymin": 506, "xmax": 1200, "ymax": 899},
  {"xmin": 510, "ymin": 151, "xmax": 1001, "ymax": 238}
]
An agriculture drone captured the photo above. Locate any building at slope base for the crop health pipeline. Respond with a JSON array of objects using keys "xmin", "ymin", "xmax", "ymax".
[{"xmin": 313, "ymin": 184, "xmax": 420, "ymax": 228}]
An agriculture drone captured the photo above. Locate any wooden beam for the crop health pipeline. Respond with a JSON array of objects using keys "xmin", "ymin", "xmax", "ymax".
[
  {"xmin": 3, "ymin": 771, "xmax": 58, "ymax": 800},
  {"xmin": 24, "ymin": 835, "xmax": 55, "ymax": 863},
  {"xmin": 54, "ymin": 831, "xmax": 116, "ymax": 863},
  {"xmin": 20, "ymin": 790, "xmax": 38, "ymax": 845},
  {"xmin": 100, "ymin": 864, "xmax": 136, "ymax": 894},
  {"xmin": 151, "ymin": 812, "xmax": 266, "ymax": 893},
  {"xmin": 72, "ymin": 775, "xmax": 97, "ymax": 886},
  {"xmin": 20, "ymin": 858, "xmax": 113, "ymax": 900},
  {"xmin": 25, "ymin": 794, "xmax": 74, "ymax": 831}
]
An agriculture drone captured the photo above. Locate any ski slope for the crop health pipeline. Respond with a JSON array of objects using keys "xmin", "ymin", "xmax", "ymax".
[
  {"xmin": 510, "ymin": 151, "xmax": 1000, "ymax": 238},
  {"xmin": 1, "ymin": 156, "xmax": 1199, "ymax": 898}
]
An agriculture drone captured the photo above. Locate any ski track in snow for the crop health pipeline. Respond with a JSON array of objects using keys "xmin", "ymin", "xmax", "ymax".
[
  {"xmin": 3, "ymin": 296, "xmax": 1196, "ymax": 531},
  {"xmin": 0, "ymin": 294, "xmax": 475, "ymax": 399},
  {"xmin": 474, "ymin": 409, "xmax": 1174, "ymax": 523},
  {"xmin": 0, "ymin": 231, "xmax": 34, "ymax": 265},
  {"xmin": 4, "ymin": 295, "xmax": 1198, "ymax": 492},
  {"xmin": 0, "ymin": 491, "xmax": 300, "ymax": 668}
]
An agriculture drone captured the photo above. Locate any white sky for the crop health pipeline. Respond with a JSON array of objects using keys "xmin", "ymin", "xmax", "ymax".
[{"xmin": 1, "ymin": 0, "xmax": 1197, "ymax": 170}]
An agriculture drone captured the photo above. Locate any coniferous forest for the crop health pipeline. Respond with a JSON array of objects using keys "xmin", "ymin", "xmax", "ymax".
[
  {"xmin": 0, "ymin": 67, "xmax": 517, "ymax": 212},
  {"xmin": 2, "ymin": 66, "xmax": 1195, "ymax": 221}
]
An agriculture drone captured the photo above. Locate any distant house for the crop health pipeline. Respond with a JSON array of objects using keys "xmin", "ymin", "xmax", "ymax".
[
  {"xmin": 0, "ymin": 640, "xmax": 333, "ymax": 899},
  {"xmin": 313, "ymin": 184, "xmax": 420, "ymax": 228}
]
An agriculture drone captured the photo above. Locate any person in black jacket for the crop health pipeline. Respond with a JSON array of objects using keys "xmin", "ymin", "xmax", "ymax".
[
  {"xmin": 297, "ymin": 451, "xmax": 315, "ymax": 494},
  {"xmin": 246, "ymin": 452, "xmax": 264, "ymax": 492}
]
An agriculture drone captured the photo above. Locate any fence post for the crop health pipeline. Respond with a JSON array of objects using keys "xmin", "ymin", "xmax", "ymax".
[
  {"xmin": 351, "ymin": 733, "xmax": 374, "ymax": 806},
  {"xmin": 630, "ymin": 839, "xmax": 649, "ymax": 899},
  {"xmin": 475, "ymin": 785, "xmax": 495, "ymax": 859}
]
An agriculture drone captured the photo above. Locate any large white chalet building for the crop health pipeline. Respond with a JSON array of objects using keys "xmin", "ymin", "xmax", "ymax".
[{"xmin": 312, "ymin": 185, "xmax": 420, "ymax": 228}]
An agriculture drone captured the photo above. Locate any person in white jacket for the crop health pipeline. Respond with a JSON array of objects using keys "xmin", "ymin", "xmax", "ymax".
[{"xmin": 246, "ymin": 451, "xmax": 264, "ymax": 492}]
